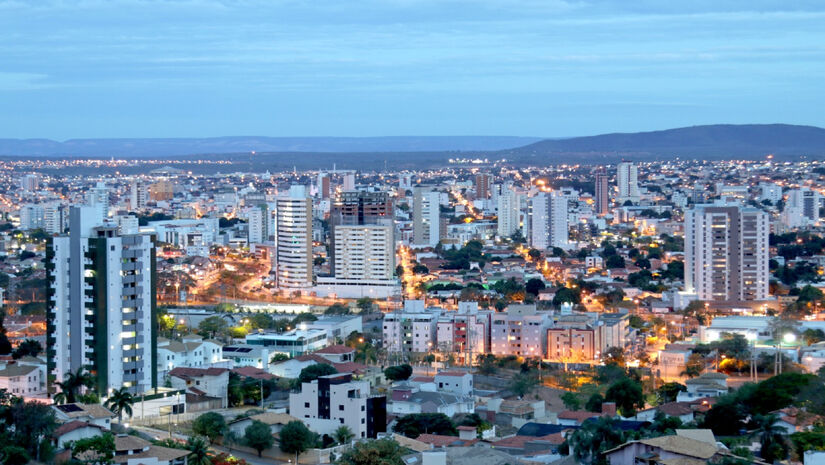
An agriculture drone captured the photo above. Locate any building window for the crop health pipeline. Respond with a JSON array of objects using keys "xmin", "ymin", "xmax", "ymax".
[{"xmin": 305, "ymin": 402, "xmax": 310, "ymax": 408}]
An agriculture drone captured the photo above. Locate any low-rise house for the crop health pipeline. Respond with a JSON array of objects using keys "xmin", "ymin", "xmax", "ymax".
[
  {"xmin": 313, "ymin": 344, "xmax": 356, "ymax": 364},
  {"xmin": 604, "ymin": 430, "xmax": 747, "ymax": 465},
  {"xmin": 0, "ymin": 363, "xmax": 43, "ymax": 396},
  {"xmin": 434, "ymin": 371, "xmax": 473, "ymax": 396},
  {"xmin": 168, "ymin": 367, "xmax": 229, "ymax": 405},
  {"xmin": 157, "ymin": 335, "xmax": 226, "ymax": 378},
  {"xmin": 53, "ymin": 421, "xmax": 106, "ymax": 450},
  {"xmin": 52, "ymin": 403, "xmax": 115, "ymax": 429},
  {"xmin": 112, "ymin": 434, "xmax": 189, "ymax": 465},
  {"xmin": 389, "ymin": 390, "xmax": 474, "ymax": 417},
  {"xmin": 677, "ymin": 373, "xmax": 728, "ymax": 402}
]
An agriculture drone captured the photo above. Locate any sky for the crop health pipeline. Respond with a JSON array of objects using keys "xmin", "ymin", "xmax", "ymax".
[{"xmin": 1, "ymin": 0, "xmax": 825, "ymax": 139}]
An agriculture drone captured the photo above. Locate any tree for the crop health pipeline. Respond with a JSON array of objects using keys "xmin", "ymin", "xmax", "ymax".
[
  {"xmin": 337, "ymin": 438, "xmax": 405, "ymax": 465},
  {"xmin": 70, "ymin": 432, "xmax": 115, "ymax": 465},
  {"xmin": 754, "ymin": 414, "xmax": 789, "ymax": 463},
  {"xmin": 553, "ymin": 287, "xmax": 581, "ymax": 306},
  {"xmin": 802, "ymin": 328, "xmax": 825, "ymax": 346},
  {"xmin": 198, "ymin": 316, "xmax": 229, "ymax": 339},
  {"xmin": 325, "ymin": 303, "xmax": 350, "ymax": 315},
  {"xmin": 333, "ymin": 425, "xmax": 355, "ymax": 444},
  {"xmin": 681, "ymin": 353, "xmax": 705, "ymax": 378},
  {"xmin": 656, "ymin": 382, "xmax": 687, "ymax": 404},
  {"xmin": 9, "ymin": 400, "xmax": 58, "ymax": 460},
  {"xmin": 355, "ymin": 297, "xmax": 374, "ymax": 313},
  {"xmin": 245, "ymin": 420, "xmax": 275, "ymax": 457},
  {"xmin": 55, "ymin": 368, "xmax": 96, "ymax": 404},
  {"xmin": 279, "ymin": 420, "xmax": 315, "ymax": 461},
  {"xmin": 509, "ymin": 372, "xmax": 539, "ymax": 398},
  {"xmin": 602, "ymin": 346, "xmax": 626, "ymax": 367},
  {"xmin": 298, "ymin": 364, "xmax": 337, "ymax": 384},
  {"xmin": 104, "ymin": 387, "xmax": 134, "ymax": 424},
  {"xmin": 354, "ymin": 343, "xmax": 378, "ymax": 364},
  {"xmin": 477, "ymin": 354, "xmax": 497, "ymax": 375},
  {"xmin": 192, "ymin": 412, "xmax": 227, "ymax": 444},
  {"xmin": 561, "ymin": 392, "xmax": 581, "ymax": 411},
  {"xmin": 393, "ymin": 413, "xmax": 457, "ymax": 437},
  {"xmin": 585, "ymin": 393, "xmax": 604, "ymax": 413},
  {"xmin": 0, "ymin": 446, "xmax": 30, "ymax": 465},
  {"xmin": 384, "ymin": 364, "xmax": 413, "ymax": 382},
  {"xmin": 605, "ymin": 378, "xmax": 644, "ymax": 417},
  {"xmin": 186, "ymin": 436, "xmax": 212, "ymax": 465},
  {"xmin": 525, "ymin": 278, "xmax": 546, "ymax": 296},
  {"xmin": 11, "ymin": 339, "xmax": 42, "ymax": 359},
  {"xmin": 605, "ymin": 255, "xmax": 625, "ymax": 269},
  {"xmin": 568, "ymin": 416, "xmax": 625, "ymax": 464}
]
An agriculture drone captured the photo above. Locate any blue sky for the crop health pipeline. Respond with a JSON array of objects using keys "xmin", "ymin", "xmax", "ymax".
[{"xmin": 1, "ymin": 0, "xmax": 824, "ymax": 139}]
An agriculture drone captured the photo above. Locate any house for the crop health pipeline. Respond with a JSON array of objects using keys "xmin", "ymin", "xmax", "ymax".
[
  {"xmin": 228, "ymin": 412, "xmax": 299, "ymax": 436},
  {"xmin": 270, "ymin": 357, "xmax": 319, "ymax": 379},
  {"xmin": 112, "ymin": 434, "xmax": 189, "ymax": 465},
  {"xmin": 232, "ymin": 366, "xmax": 278, "ymax": 381},
  {"xmin": 490, "ymin": 432, "xmax": 566, "ymax": 456},
  {"xmin": 52, "ymin": 403, "xmax": 115, "ymax": 429},
  {"xmin": 389, "ymin": 390, "xmax": 474, "ymax": 417},
  {"xmin": 774, "ymin": 407, "xmax": 823, "ymax": 433},
  {"xmin": 629, "ymin": 402, "xmax": 695, "ymax": 424},
  {"xmin": 604, "ymin": 431, "xmax": 748, "ymax": 465},
  {"xmin": 156, "ymin": 335, "xmax": 226, "ymax": 378},
  {"xmin": 677, "ymin": 373, "xmax": 728, "ymax": 402},
  {"xmin": 313, "ymin": 345, "xmax": 356, "ymax": 364},
  {"xmin": 53, "ymin": 420, "xmax": 106, "ymax": 450},
  {"xmin": 168, "ymin": 367, "xmax": 229, "ymax": 405},
  {"xmin": 0, "ymin": 363, "xmax": 44, "ymax": 396},
  {"xmin": 434, "ymin": 371, "xmax": 473, "ymax": 396},
  {"xmin": 415, "ymin": 434, "xmax": 477, "ymax": 448}
]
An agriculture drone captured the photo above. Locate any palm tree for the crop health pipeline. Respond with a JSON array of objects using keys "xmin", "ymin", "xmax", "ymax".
[
  {"xmin": 333, "ymin": 425, "xmax": 355, "ymax": 445},
  {"xmin": 754, "ymin": 414, "xmax": 789, "ymax": 463},
  {"xmin": 105, "ymin": 387, "xmax": 135, "ymax": 424},
  {"xmin": 354, "ymin": 343, "xmax": 378, "ymax": 365},
  {"xmin": 186, "ymin": 436, "xmax": 212, "ymax": 465},
  {"xmin": 55, "ymin": 368, "xmax": 95, "ymax": 403}
]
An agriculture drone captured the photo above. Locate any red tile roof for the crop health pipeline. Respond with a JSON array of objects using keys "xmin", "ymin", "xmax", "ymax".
[
  {"xmin": 436, "ymin": 371, "xmax": 471, "ymax": 377},
  {"xmin": 169, "ymin": 367, "xmax": 228, "ymax": 378},
  {"xmin": 54, "ymin": 420, "xmax": 104, "ymax": 437},
  {"xmin": 416, "ymin": 434, "xmax": 477, "ymax": 448},
  {"xmin": 232, "ymin": 366, "xmax": 278, "ymax": 380},
  {"xmin": 333, "ymin": 362, "xmax": 368, "ymax": 375},
  {"xmin": 557, "ymin": 410, "xmax": 600, "ymax": 423}
]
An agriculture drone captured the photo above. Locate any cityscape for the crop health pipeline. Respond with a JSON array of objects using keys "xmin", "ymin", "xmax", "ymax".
[{"xmin": 3, "ymin": 2, "xmax": 825, "ymax": 465}]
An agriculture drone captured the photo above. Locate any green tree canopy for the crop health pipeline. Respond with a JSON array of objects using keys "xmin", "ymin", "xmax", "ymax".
[
  {"xmin": 298, "ymin": 364, "xmax": 338, "ymax": 384},
  {"xmin": 245, "ymin": 420, "xmax": 276, "ymax": 457},
  {"xmin": 393, "ymin": 413, "xmax": 457, "ymax": 438},
  {"xmin": 192, "ymin": 412, "xmax": 227, "ymax": 444}
]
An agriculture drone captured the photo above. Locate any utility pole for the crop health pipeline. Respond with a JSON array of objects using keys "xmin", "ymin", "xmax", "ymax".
[{"xmin": 260, "ymin": 378, "xmax": 264, "ymax": 408}]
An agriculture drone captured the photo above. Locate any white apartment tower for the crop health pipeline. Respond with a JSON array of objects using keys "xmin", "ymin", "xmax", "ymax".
[
  {"xmin": 19, "ymin": 204, "xmax": 45, "ymax": 230},
  {"xmin": 529, "ymin": 192, "xmax": 568, "ymax": 250},
  {"xmin": 333, "ymin": 225, "xmax": 394, "ymax": 281},
  {"xmin": 497, "ymin": 189, "xmax": 521, "ymax": 238},
  {"xmin": 616, "ymin": 162, "xmax": 640, "ymax": 203},
  {"xmin": 247, "ymin": 205, "xmax": 268, "ymax": 245},
  {"xmin": 87, "ymin": 182, "xmax": 109, "ymax": 223},
  {"xmin": 130, "ymin": 179, "xmax": 149, "ymax": 211},
  {"xmin": 44, "ymin": 202, "xmax": 69, "ymax": 234},
  {"xmin": 783, "ymin": 188, "xmax": 821, "ymax": 228},
  {"xmin": 47, "ymin": 206, "xmax": 157, "ymax": 395},
  {"xmin": 275, "ymin": 186, "xmax": 313, "ymax": 290},
  {"xmin": 685, "ymin": 203, "xmax": 769, "ymax": 302},
  {"xmin": 413, "ymin": 188, "xmax": 441, "ymax": 247}
]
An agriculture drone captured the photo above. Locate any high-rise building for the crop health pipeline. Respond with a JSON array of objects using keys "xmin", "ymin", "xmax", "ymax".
[
  {"xmin": 149, "ymin": 180, "xmax": 174, "ymax": 201},
  {"xmin": 783, "ymin": 188, "xmax": 821, "ymax": 228},
  {"xmin": 130, "ymin": 179, "xmax": 148, "ymax": 211},
  {"xmin": 685, "ymin": 203, "xmax": 769, "ymax": 302},
  {"xmin": 317, "ymin": 173, "xmax": 331, "ymax": 199},
  {"xmin": 595, "ymin": 171, "xmax": 609, "ymax": 215},
  {"xmin": 497, "ymin": 189, "xmax": 521, "ymax": 238},
  {"xmin": 275, "ymin": 186, "xmax": 313, "ymax": 290},
  {"xmin": 413, "ymin": 188, "xmax": 441, "ymax": 247},
  {"xmin": 19, "ymin": 204, "xmax": 44, "ymax": 230},
  {"xmin": 475, "ymin": 173, "xmax": 492, "ymax": 199},
  {"xmin": 20, "ymin": 174, "xmax": 40, "ymax": 192},
  {"xmin": 44, "ymin": 202, "xmax": 68, "ymax": 234},
  {"xmin": 47, "ymin": 206, "xmax": 157, "ymax": 395},
  {"xmin": 247, "ymin": 205, "xmax": 268, "ymax": 244},
  {"xmin": 329, "ymin": 190, "xmax": 393, "ymax": 272},
  {"xmin": 529, "ymin": 192, "xmax": 568, "ymax": 250},
  {"xmin": 333, "ymin": 225, "xmax": 394, "ymax": 280},
  {"xmin": 616, "ymin": 162, "xmax": 640, "ymax": 204},
  {"xmin": 87, "ymin": 182, "xmax": 109, "ymax": 223},
  {"xmin": 342, "ymin": 173, "xmax": 356, "ymax": 191}
]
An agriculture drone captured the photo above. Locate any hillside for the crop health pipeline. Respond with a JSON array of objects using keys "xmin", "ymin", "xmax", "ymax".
[{"xmin": 507, "ymin": 124, "xmax": 825, "ymax": 161}]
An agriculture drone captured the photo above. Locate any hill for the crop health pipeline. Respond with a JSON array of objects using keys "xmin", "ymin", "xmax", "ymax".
[
  {"xmin": 0, "ymin": 135, "xmax": 541, "ymax": 158},
  {"xmin": 506, "ymin": 124, "xmax": 825, "ymax": 161}
]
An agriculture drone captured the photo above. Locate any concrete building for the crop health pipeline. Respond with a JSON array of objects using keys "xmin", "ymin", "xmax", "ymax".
[
  {"xmin": 246, "ymin": 328, "xmax": 328, "ymax": 357},
  {"xmin": 497, "ymin": 189, "xmax": 521, "ymax": 238},
  {"xmin": 546, "ymin": 313, "xmax": 630, "ymax": 364},
  {"xmin": 475, "ymin": 173, "xmax": 492, "ymax": 199},
  {"xmin": 413, "ymin": 188, "xmax": 442, "ymax": 247},
  {"xmin": 247, "ymin": 204, "xmax": 268, "ymax": 245},
  {"xmin": 0, "ymin": 363, "xmax": 43, "ymax": 396},
  {"xmin": 149, "ymin": 180, "xmax": 175, "ymax": 201},
  {"xmin": 289, "ymin": 373, "xmax": 386, "ymax": 439},
  {"xmin": 434, "ymin": 371, "xmax": 473, "ymax": 396},
  {"xmin": 529, "ymin": 191, "xmax": 568, "ymax": 250},
  {"xmin": 435, "ymin": 302, "xmax": 488, "ymax": 364},
  {"xmin": 19, "ymin": 203, "xmax": 44, "ymax": 230},
  {"xmin": 144, "ymin": 218, "xmax": 219, "ymax": 256},
  {"xmin": 784, "ymin": 188, "xmax": 821, "ymax": 227},
  {"xmin": 489, "ymin": 305, "xmax": 551, "ymax": 357},
  {"xmin": 317, "ymin": 172, "xmax": 331, "ymax": 199},
  {"xmin": 684, "ymin": 202, "xmax": 769, "ymax": 302},
  {"xmin": 130, "ymin": 179, "xmax": 149, "ymax": 211},
  {"xmin": 332, "ymin": 225, "xmax": 394, "ymax": 280},
  {"xmin": 276, "ymin": 186, "xmax": 314, "ymax": 291},
  {"xmin": 20, "ymin": 174, "xmax": 40, "ymax": 192},
  {"xmin": 87, "ymin": 182, "xmax": 109, "ymax": 222},
  {"xmin": 342, "ymin": 173, "xmax": 356, "ymax": 191},
  {"xmin": 616, "ymin": 162, "xmax": 640, "ymax": 203},
  {"xmin": 44, "ymin": 202, "xmax": 69, "ymax": 234},
  {"xmin": 168, "ymin": 367, "xmax": 229, "ymax": 405},
  {"xmin": 156, "ymin": 335, "xmax": 226, "ymax": 379},
  {"xmin": 759, "ymin": 182, "xmax": 783, "ymax": 204},
  {"xmin": 595, "ymin": 171, "xmax": 609, "ymax": 216},
  {"xmin": 47, "ymin": 206, "xmax": 157, "ymax": 395},
  {"xmin": 383, "ymin": 309, "xmax": 440, "ymax": 355}
]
